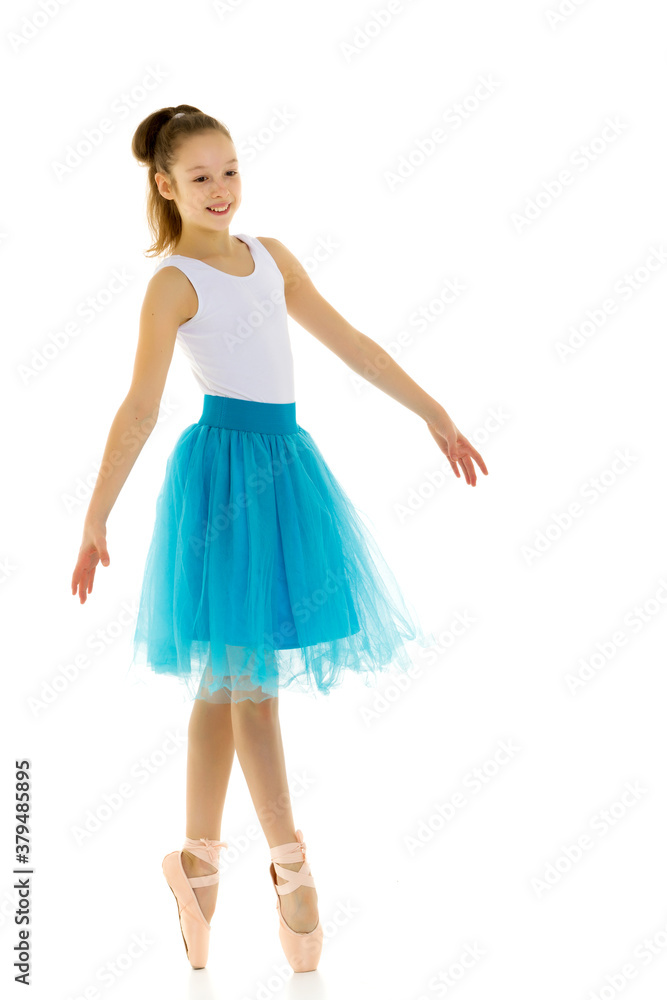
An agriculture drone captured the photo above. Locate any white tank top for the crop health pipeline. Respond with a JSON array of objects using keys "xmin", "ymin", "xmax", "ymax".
[{"xmin": 153, "ymin": 233, "xmax": 295, "ymax": 403}]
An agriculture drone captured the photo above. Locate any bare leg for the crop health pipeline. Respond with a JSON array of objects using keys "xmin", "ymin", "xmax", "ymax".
[
  {"xmin": 231, "ymin": 696, "xmax": 319, "ymax": 933},
  {"xmin": 182, "ymin": 698, "xmax": 235, "ymax": 924}
]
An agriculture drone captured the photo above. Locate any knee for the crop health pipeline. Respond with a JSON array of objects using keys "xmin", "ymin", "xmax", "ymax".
[
  {"xmin": 232, "ymin": 695, "xmax": 279, "ymax": 723},
  {"xmin": 188, "ymin": 699, "xmax": 231, "ymax": 736}
]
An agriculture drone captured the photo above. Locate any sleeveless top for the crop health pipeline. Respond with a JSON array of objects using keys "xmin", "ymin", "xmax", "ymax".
[{"xmin": 153, "ymin": 233, "xmax": 295, "ymax": 404}]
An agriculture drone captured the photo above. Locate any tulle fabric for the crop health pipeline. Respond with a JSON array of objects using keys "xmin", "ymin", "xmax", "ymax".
[{"xmin": 128, "ymin": 395, "xmax": 431, "ymax": 703}]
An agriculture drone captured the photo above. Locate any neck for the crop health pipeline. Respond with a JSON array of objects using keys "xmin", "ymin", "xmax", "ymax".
[{"xmin": 172, "ymin": 230, "xmax": 237, "ymax": 258}]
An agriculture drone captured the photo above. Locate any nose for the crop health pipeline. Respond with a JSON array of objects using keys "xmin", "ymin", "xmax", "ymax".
[{"xmin": 211, "ymin": 181, "xmax": 232, "ymax": 197}]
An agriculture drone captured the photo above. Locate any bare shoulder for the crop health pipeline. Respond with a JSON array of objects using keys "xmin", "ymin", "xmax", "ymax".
[
  {"xmin": 254, "ymin": 237, "xmax": 362, "ymax": 362},
  {"xmin": 255, "ymin": 236, "xmax": 309, "ymax": 290},
  {"xmin": 145, "ymin": 262, "xmax": 198, "ymax": 325},
  {"xmin": 255, "ymin": 235, "xmax": 286, "ymax": 268}
]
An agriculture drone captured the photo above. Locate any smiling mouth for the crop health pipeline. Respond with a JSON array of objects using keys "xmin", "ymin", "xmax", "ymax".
[{"xmin": 207, "ymin": 204, "xmax": 231, "ymax": 214}]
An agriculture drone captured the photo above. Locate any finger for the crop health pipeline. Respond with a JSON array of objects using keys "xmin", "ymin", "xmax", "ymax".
[
  {"xmin": 468, "ymin": 444, "xmax": 489, "ymax": 476},
  {"xmin": 72, "ymin": 560, "xmax": 87, "ymax": 595},
  {"xmin": 81, "ymin": 563, "xmax": 94, "ymax": 600},
  {"xmin": 472, "ymin": 454, "xmax": 488, "ymax": 476},
  {"xmin": 458, "ymin": 444, "xmax": 484, "ymax": 483},
  {"xmin": 95, "ymin": 539, "xmax": 110, "ymax": 567}
]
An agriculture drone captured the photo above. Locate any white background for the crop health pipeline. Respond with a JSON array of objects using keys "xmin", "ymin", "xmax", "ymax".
[{"xmin": 3, "ymin": 0, "xmax": 667, "ymax": 997}]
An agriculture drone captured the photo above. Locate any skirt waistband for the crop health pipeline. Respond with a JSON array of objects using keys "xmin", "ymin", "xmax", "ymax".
[{"xmin": 198, "ymin": 394, "xmax": 298, "ymax": 434}]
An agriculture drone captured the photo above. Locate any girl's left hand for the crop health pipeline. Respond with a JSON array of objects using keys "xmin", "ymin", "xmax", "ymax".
[{"xmin": 427, "ymin": 414, "xmax": 489, "ymax": 486}]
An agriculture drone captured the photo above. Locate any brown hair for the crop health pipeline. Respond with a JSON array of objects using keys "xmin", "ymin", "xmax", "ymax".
[{"xmin": 131, "ymin": 104, "xmax": 234, "ymax": 258}]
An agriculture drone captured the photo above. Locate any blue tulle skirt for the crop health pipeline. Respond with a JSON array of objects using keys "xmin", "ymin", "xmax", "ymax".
[{"xmin": 128, "ymin": 394, "xmax": 431, "ymax": 703}]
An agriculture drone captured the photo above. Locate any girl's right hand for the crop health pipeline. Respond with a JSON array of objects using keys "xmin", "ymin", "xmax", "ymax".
[
  {"xmin": 426, "ymin": 414, "xmax": 489, "ymax": 487},
  {"xmin": 71, "ymin": 519, "xmax": 110, "ymax": 605}
]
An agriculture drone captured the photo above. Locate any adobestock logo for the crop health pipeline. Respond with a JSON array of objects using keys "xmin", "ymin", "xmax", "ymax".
[
  {"xmin": 415, "ymin": 942, "xmax": 487, "ymax": 1000},
  {"xmin": 530, "ymin": 780, "xmax": 648, "ymax": 899},
  {"xmin": 394, "ymin": 406, "xmax": 508, "ymax": 524},
  {"xmin": 405, "ymin": 739, "xmax": 521, "ymax": 857},
  {"xmin": 69, "ymin": 730, "xmax": 187, "ymax": 847},
  {"xmin": 188, "ymin": 447, "xmax": 300, "ymax": 553},
  {"xmin": 584, "ymin": 912, "xmax": 667, "ymax": 1000},
  {"xmin": 359, "ymin": 610, "xmax": 477, "ymax": 727},
  {"xmin": 61, "ymin": 397, "xmax": 179, "ymax": 514},
  {"xmin": 51, "ymin": 67, "xmax": 169, "ymax": 180},
  {"xmin": 224, "ymin": 290, "xmax": 286, "ymax": 353},
  {"xmin": 510, "ymin": 117, "xmax": 628, "ymax": 234},
  {"xmin": 8, "ymin": 0, "xmax": 70, "ymax": 52},
  {"xmin": 60, "ymin": 931, "xmax": 154, "ymax": 996},
  {"xmin": 28, "ymin": 600, "xmax": 138, "ymax": 717},
  {"xmin": 545, "ymin": 0, "xmax": 593, "ymax": 29},
  {"xmin": 521, "ymin": 447, "xmax": 638, "ymax": 566},
  {"xmin": 349, "ymin": 277, "xmax": 467, "ymax": 396},
  {"xmin": 384, "ymin": 75, "xmax": 502, "ymax": 192},
  {"xmin": 564, "ymin": 576, "xmax": 667, "ymax": 695},
  {"xmin": 339, "ymin": 0, "xmax": 425, "ymax": 64},
  {"xmin": 213, "ymin": 0, "xmax": 251, "ymax": 17},
  {"xmin": 554, "ymin": 245, "xmax": 667, "ymax": 363},
  {"xmin": 18, "ymin": 268, "xmax": 135, "ymax": 386},
  {"xmin": 235, "ymin": 107, "xmax": 296, "ymax": 165}
]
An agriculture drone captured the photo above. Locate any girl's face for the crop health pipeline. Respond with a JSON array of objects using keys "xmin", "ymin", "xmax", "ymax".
[{"xmin": 157, "ymin": 130, "xmax": 242, "ymax": 234}]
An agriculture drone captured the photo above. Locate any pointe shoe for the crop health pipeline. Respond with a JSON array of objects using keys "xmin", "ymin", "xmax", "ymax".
[
  {"xmin": 162, "ymin": 836, "xmax": 228, "ymax": 969},
  {"xmin": 269, "ymin": 829, "xmax": 324, "ymax": 973}
]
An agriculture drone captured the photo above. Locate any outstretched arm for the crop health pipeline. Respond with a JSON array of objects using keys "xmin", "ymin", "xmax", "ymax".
[{"xmin": 260, "ymin": 237, "xmax": 489, "ymax": 486}]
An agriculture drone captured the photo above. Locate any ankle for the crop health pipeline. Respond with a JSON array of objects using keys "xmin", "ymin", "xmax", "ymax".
[
  {"xmin": 182, "ymin": 850, "xmax": 217, "ymax": 876},
  {"xmin": 275, "ymin": 860, "xmax": 305, "ymax": 885}
]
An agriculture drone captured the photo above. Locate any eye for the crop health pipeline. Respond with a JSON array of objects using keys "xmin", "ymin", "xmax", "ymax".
[{"xmin": 194, "ymin": 171, "xmax": 237, "ymax": 182}]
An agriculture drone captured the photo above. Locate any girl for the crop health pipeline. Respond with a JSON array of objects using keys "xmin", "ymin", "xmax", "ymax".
[{"xmin": 71, "ymin": 104, "xmax": 488, "ymax": 974}]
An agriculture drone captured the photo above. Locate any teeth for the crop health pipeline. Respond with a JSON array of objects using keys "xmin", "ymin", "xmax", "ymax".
[{"xmin": 209, "ymin": 205, "xmax": 229, "ymax": 212}]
